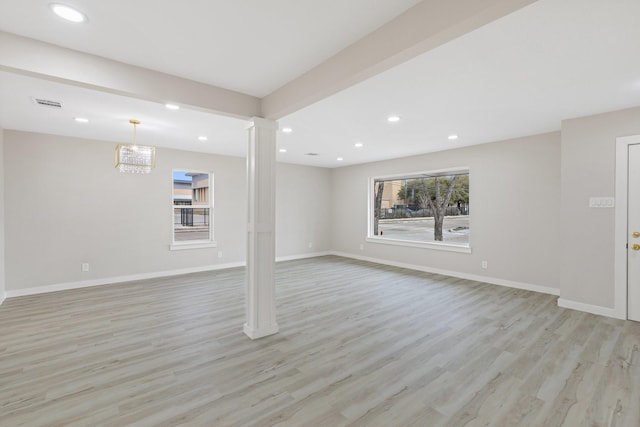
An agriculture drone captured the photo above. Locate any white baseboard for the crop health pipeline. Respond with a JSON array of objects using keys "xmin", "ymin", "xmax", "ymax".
[
  {"xmin": 4, "ymin": 252, "xmax": 334, "ymax": 299},
  {"xmin": 557, "ymin": 298, "xmax": 625, "ymax": 320},
  {"xmin": 7, "ymin": 250, "xmax": 626, "ymax": 322},
  {"xmin": 276, "ymin": 251, "xmax": 331, "ymax": 262},
  {"xmin": 5, "ymin": 261, "xmax": 245, "ymax": 298},
  {"xmin": 7, "ymin": 250, "xmax": 624, "ymax": 322},
  {"xmin": 330, "ymin": 251, "xmax": 560, "ymax": 296},
  {"xmin": 0, "ymin": 291, "xmax": 5, "ymax": 306}
]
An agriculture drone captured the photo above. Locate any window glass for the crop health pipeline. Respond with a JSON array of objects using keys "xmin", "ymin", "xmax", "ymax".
[
  {"xmin": 372, "ymin": 170, "xmax": 469, "ymax": 246},
  {"xmin": 172, "ymin": 170, "xmax": 213, "ymax": 244}
]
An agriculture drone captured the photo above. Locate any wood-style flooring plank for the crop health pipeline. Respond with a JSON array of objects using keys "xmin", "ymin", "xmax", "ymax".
[{"xmin": 1, "ymin": 255, "xmax": 640, "ymax": 426}]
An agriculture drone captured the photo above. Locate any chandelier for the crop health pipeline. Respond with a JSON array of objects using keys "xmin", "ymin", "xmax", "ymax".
[{"xmin": 115, "ymin": 119, "xmax": 156, "ymax": 173}]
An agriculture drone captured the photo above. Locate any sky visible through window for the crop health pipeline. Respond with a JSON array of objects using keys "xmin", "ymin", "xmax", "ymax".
[{"xmin": 173, "ymin": 171, "xmax": 191, "ymax": 181}]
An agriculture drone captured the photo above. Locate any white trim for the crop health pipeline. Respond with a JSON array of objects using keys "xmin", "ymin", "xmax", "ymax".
[
  {"xmin": 331, "ymin": 251, "xmax": 560, "ymax": 296},
  {"xmin": 171, "ymin": 168, "xmax": 215, "ymax": 246},
  {"xmin": 368, "ymin": 175, "xmax": 374, "ymax": 240},
  {"xmin": 366, "ymin": 236, "xmax": 471, "ymax": 253},
  {"xmin": 371, "ymin": 166, "xmax": 471, "ymax": 181},
  {"xmin": 5, "ymin": 262, "xmax": 245, "ymax": 298},
  {"xmin": 4, "ymin": 250, "xmax": 561, "ymax": 302},
  {"xmin": 557, "ymin": 298, "xmax": 624, "ymax": 320},
  {"xmin": 170, "ymin": 241, "xmax": 217, "ymax": 251},
  {"xmin": 276, "ymin": 251, "xmax": 331, "ymax": 262},
  {"xmin": 614, "ymin": 135, "xmax": 640, "ymax": 320},
  {"xmin": 3, "ymin": 252, "xmax": 335, "ymax": 298}
]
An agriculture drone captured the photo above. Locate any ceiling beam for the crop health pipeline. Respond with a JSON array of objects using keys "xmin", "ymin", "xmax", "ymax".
[
  {"xmin": 260, "ymin": 0, "xmax": 538, "ymax": 120},
  {"xmin": 0, "ymin": 31, "xmax": 261, "ymax": 120}
]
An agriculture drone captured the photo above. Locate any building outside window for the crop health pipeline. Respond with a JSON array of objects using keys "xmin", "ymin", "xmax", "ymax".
[
  {"xmin": 171, "ymin": 170, "xmax": 215, "ymax": 249},
  {"xmin": 370, "ymin": 168, "xmax": 470, "ymax": 251}
]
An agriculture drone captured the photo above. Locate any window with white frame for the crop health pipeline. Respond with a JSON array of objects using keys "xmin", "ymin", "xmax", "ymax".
[
  {"xmin": 369, "ymin": 168, "xmax": 470, "ymax": 251},
  {"xmin": 171, "ymin": 170, "xmax": 215, "ymax": 249}
]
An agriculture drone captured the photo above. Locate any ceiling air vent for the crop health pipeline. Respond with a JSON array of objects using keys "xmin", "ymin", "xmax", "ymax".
[
  {"xmin": 305, "ymin": 152, "xmax": 319, "ymax": 156},
  {"xmin": 32, "ymin": 97, "xmax": 63, "ymax": 109}
]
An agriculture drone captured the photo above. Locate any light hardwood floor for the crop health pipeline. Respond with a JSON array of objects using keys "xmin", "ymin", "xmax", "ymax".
[{"xmin": 1, "ymin": 255, "xmax": 639, "ymax": 426}]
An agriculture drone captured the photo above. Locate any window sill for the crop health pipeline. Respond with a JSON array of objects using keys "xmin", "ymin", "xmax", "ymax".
[
  {"xmin": 366, "ymin": 237, "xmax": 471, "ymax": 253},
  {"xmin": 170, "ymin": 241, "xmax": 217, "ymax": 251}
]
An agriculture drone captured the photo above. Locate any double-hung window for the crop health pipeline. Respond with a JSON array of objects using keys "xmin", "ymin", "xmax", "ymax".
[{"xmin": 171, "ymin": 169, "xmax": 215, "ymax": 250}]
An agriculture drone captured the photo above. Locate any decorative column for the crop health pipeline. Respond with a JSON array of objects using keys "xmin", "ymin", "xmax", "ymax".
[{"xmin": 244, "ymin": 117, "xmax": 279, "ymax": 339}]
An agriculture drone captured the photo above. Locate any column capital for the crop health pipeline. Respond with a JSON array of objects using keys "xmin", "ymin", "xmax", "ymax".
[{"xmin": 247, "ymin": 117, "xmax": 279, "ymax": 131}]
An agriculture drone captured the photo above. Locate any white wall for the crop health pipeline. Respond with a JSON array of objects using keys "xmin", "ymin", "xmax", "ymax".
[
  {"xmin": 0, "ymin": 129, "xmax": 5, "ymax": 303},
  {"xmin": 330, "ymin": 132, "xmax": 561, "ymax": 293},
  {"xmin": 3, "ymin": 130, "xmax": 332, "ymax": 293},
  {"xmin": 276, "ymin": 163, "xmax": 331, "ymax": 258},
  {"xmin": 560, "ymin": 106, "xmax": 640, "ymax": 311},
  {"xmin": 7, "ymin": 103, "xmax": 640, "ymax": 313}
]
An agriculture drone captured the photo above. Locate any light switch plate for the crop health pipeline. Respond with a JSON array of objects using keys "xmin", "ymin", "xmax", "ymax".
[{"xmin": 589, "ymin": 197, "xmax": 615, "ymax": 208}]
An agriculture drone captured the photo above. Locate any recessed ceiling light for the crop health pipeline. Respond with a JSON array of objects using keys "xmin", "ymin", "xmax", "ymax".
[
  {"xmin": 282, "ymin": 127, "xmax": 293, "ymax": 133},
  {"xmin": 279, "ymin": 148, "xmax": 287, "ymax": 153},
  {"xmin": 337, "ymin": 157, "xmax": 344, "ymax": 161},
  {"xmin": 74, "ymin": 117, "xmax": 89, "ymax": 123},
  {"xmin": 354, "ymin": 142, "xmax": 364, "ymax": 148},
  {"xmin": 198, "ymin": 136, "xmax": 208, "ymax": 141},
  {"xmin": 50, "ymin": 3, "xmax": 87, "ymax": 23},
  {"xmin": 448, "ymin": 134, "xmax": 459, "ymax": 140},
  {"xmin": 387, "ymin": 115, "xmax": 400, "ymax": 123},
  {"xmin": 165, "ymin": 103, "xmax": 180, "ymax": 110}
]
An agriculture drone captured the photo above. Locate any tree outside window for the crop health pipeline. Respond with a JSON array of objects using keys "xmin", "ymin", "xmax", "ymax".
[{"xmin": 371, "ymin": 169, "xmax": 469, "ymax": 246}]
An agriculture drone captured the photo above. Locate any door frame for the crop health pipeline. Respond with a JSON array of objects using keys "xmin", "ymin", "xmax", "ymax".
[{"xmin": 614, "ymin": 134, "xmax": 640, "ymax": 320}]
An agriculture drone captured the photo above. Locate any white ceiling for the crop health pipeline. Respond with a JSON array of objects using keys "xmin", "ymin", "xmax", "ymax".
[
  {"xmin": 0, "ymin": 0, "xmax": 421, "ymax": 97},
  {"xmin": 279, "ymin": 0, "xmax": 640, "ymax": 166},
  {"xmin": 0, "ymin": 70, "xmax": 250, "ymax": 157},
  {"xmin": 1, "ymin": 0, "xmax": 639, "ymax": 168}
]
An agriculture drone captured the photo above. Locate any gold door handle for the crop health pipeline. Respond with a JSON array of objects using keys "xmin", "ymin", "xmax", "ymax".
[
  {"xmin": 633, "ymin": 232, "xmax": 640, "ymax": 238},
  {"xmin": 633, "ymin": 244, "xmax": 640, "ymax": 251}
]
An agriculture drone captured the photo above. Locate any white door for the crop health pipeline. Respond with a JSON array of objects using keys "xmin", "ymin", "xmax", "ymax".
[{"xmin": 628, "ymin": 143, "xmax": 640, "ymax": 321}]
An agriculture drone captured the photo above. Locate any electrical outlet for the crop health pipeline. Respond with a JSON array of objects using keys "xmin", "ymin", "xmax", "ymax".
[
  {"xmin": 308, "ymin": 242, "xmax": 313, "ymax": 249},
  {"xmin": 81, "ymin": 263, "xmax": 90, "ymax": 272},
  {"xmin": 218, "ymin": 251, "xmax": 223, "ymax": 259},
  {"xmin": 359, "ymin": 244, "xmax": 364, "ymax": 250},
  {"xmin": 481, "ymin": 260, "xmax": 488, "ymax": 269}
]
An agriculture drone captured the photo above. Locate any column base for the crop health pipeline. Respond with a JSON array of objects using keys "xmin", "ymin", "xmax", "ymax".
[{"xmin": 243, "ymin": 322, "xmax": 279, "ymax": 340}]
